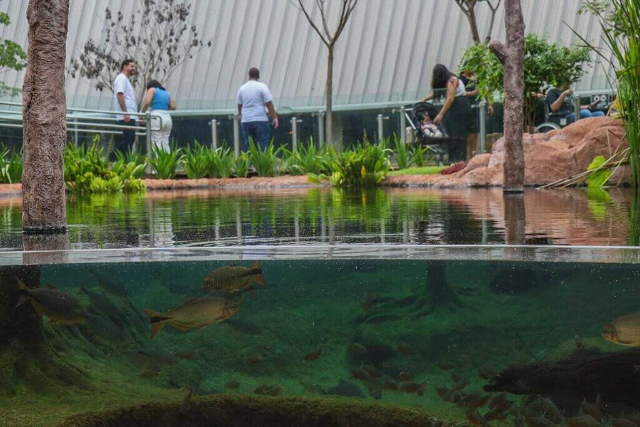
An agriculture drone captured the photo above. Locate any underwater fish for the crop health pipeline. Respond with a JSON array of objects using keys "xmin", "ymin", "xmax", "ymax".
[
  {"xmin": 304, "ymin": 349, "xmax": 322, "ymax": 361},
  {"xmin": 580, "ymin": 398, "xmax": 604, "ymax": 421},
  {"xmin": 566, "ymin": 415, "xmax": 601, "ymax": 427},
  {"xmin": 85, "ymin": 312, "xmax": 125, "ymax": 342},
  {"xmin": 435, "ymin": 387, "xmax": 449, "ymax": 399},
  {"xmin": 396, "ymin": 342, "xmax": 412, "ymax": 356},
  {"xmin": 361, "ymin": 364, "xmax": 382, "ymax": 378},
  {"xmin": 173, "ymin": 351, "xmax": 198, "ymax": 361},
  {"xmin": 179, "ymin": 387, "xmax": 193, "ymax": 414},
  {"xmin": 397, "ymin": 381, "xmax": 425, "ymax": 396},
  {"xmin": 488, "ymin": 393, "xmax": 510, "ymax": 410},
  {"xmin": 384, "ymin": 379, "xmax": 399, "ymax": 390},
  {"xmin": 298, "ymin": 380, "xmax": 318, "ymax": 394},
  {"xmin": 460, "ymin": 392, "xmax": 490, "ymax": 409},
  {"xmin": 478, "ymin": 367, "xmax": 497, "ymax": 380},
  {"xmin": 203, "ymin": 262, "xmax": 265, "ymax": 293},
  {"xmin": 347, "ymin": 342, "xmax": 369, "ymax": 357},
  {"xmin": 15, "ymin": 279, "xmax": 86, "ymax": 325},
  {"xmin": 612, "ymin": 418, "xmax": 637, "ymax": 427},
  {"xmin": 254, "ymin": 385, "xmax": 283, "ymax": 396},
  {"xmin": 398, "ymin": 371, "xmax": 411, "ymax": 381},
  {"xmin": 246, "ymin": 356, "xmax": 262, "ymax": 365},
  {"xmin": 81, "ymin": 286, "xmax": 123, "ymax": 319},
  {"xmin": 224, "ymin": 380, "xmax": 240, "ymax": 389},
  {"xmin": 322, "ymin": 379, "xmax": 365, "ymax": 398},
  {"xmin": 351, "ymin": 367, "xmax": 372, "ymax": 381},
  {"xmin": 91, "ymin": 268, "xmax": 128, "ymax": 297},
  {"xmin": 360, "ymin": 292, "xmax": 380, "ymax": 315},
  {"xmin": 143, "ymin": 297, "xmax": 240, "ymax": 339},
  {"xmin": 525, "ymin": 416, "xmax": 555, "ymax": 427},
  {"xmin": 575, "ymin": 333, "xmax": 583, "ymax": 349},
  {"xmin": 438, "ymin": 362, "xmax": 457, "ymax": 371},
  {"xmin": 139, "ymin": 367, "xmax": 162, "ymax": 378},
  {"xmin": 602, "ymin": 314, "xmax": 640, "ymax": 346},
  {"xmin": 465, "ymin": 409, "xmax": 489, "ymax": 426}
]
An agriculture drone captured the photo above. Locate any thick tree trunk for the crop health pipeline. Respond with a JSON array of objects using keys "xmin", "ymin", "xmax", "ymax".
[
  {"xmin": 489, "ymin": 0, "xmax": 525, "ymax": 193},
  {"xmin": 22, "ymin": 0, "xmax": 70, "ymax": 233},
  {"xmin": 326, "ymin": 47, "xmax": 334, "ymax": 149}
]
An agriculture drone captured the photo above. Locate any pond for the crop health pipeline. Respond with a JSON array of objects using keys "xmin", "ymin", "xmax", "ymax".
[
  {"xmin": 1, "ymin": 247, "xmax": 640, "ymax": 426},
  {"xmin": 0, "ymin": 187, "xmax": 638, "ymax": 250}
]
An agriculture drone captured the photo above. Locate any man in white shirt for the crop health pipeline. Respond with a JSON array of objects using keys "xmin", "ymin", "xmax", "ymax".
[
  {"xmin": 113, "ymin": 59, "xmax": 138, "ymax": 158},
  {"xmin": 237, "ymin": 67, "xmax": 279, "ymax": 151}
]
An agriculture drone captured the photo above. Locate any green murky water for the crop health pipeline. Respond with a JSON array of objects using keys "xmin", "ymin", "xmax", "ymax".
[{"xmin": 2, "ymin": 254, "xmax": 640, "ymax": 426}]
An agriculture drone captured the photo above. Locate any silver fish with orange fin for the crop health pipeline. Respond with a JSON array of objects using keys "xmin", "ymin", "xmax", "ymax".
[
  {"xmin": 143, "ymin": 297, "xmax": 240, "ymax": 339},
  {"xmin": 602, "ymin": 314, "xmax": 640, "ymax": 346},
  {"xmin": 203, "ymin": 262, "xmax": 265, "ymax": 293}
]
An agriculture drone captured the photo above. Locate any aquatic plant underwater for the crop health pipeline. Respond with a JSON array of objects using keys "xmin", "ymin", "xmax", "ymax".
[{"xmin": 2, "ymin": 259, "xmax": 640, "ymax": 426}]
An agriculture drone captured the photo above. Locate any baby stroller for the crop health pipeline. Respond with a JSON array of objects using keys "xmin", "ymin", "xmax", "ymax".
[{"xmin": 405, "ymin": 102, "xmax": 449, "ymax": 158}]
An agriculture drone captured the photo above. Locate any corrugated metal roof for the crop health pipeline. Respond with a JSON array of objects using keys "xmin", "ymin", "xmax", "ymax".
[{"xmin": 0, "ymin": 0, "xmax": 615, "ymax": 111}]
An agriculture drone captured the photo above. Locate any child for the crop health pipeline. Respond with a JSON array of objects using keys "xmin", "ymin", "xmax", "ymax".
[{"xmin": 420, "ymin": 112, "xmax": 443, "ymax": 137}]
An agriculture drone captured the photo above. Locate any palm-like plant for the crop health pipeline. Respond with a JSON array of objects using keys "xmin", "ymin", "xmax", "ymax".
[{"xmin": 147, "ymin": 144, "xmax": 181, "ymax": 179}]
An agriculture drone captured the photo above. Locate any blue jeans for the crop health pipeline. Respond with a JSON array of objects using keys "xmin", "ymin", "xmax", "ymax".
[
  {"xmin": 567, "ymin": 109, "xmax": 605, "ymax": 124},
  {"xmin": 242, "ymin": 121, "xmax": 271, "ymax": 152}
]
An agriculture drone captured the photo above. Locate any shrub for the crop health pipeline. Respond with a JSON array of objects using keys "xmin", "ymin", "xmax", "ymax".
[
  {"xmin": 207, "ymin": 147, "xmax": 235, "ymax": 178},
  {"xmin": 147, "ymin": 144, "xmax": 181, "ymax": 179},
  {"xmin": 0, "ymin": 146, "xmax": 23, "ymax": 184},
  {"xmin": 182, "ymin": 140, "xmax": 209, "ymax": 179},
  {"xmin": 248, "ymin": 139, "xmax": 281, "ymax": 177},
  {"xmin": 286, "ymin": 139, "xmax": 331, "ymax": 175},
  {"xmin": 234, "ymin": 152, "xmax": 250, "ymax": 178},
  {"xmin": 309, "ymin": 141, "xmax": 391, "ymax": 187},
  {"xmin": 64, "ymin": 136, "xmax": 111, "ymax": 193}
]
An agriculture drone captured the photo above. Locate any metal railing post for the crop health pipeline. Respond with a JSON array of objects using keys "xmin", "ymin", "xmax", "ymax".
[
  {"xmin": 399, "ymin": 107, "xmax": 406, "ymax": 144},
  {"xmin": 377, "ymin": 114, "xmax": 389, "ymax": 144},
  {"xmin": 71, "ymin": 112, "xmax": 79, "ymax": 147},
  {"xmin": 145, "ymin": 112, "xmax": 152, "ymax": 173},
  {"xmin": 231, "ymin": 114, "xmax": 241, "ymax": 158},
  {"xmin": 314, "ymin": 111, "xmax": 325, "ymax": 147},
  {"xmin": 573, "ymin": 96, "xmax": 581, "ymax": 122},
  {"xmin": 291, "ymin": 116, "xmax": 302, "ymax": 151},
  {"xmin": 210, "ymin": 119, "xmax": 218, "ymax": 150},
  {"xmin": 478, "ymin": 100, "xmax": 487, "ymax": 154}
]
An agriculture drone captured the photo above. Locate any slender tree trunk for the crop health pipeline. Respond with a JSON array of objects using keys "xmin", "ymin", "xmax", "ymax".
[
  {"xmin": 466, "ymin": 9, "xmax": 482, "ymax": 44},
  {"xmin": 326, "ymin": 46, "xmax": 334, "ymax": 148},
  {"xmin": 503, "ymin": 193, "xmax": 526, "ymax": 244},
  {"xmin": 22, "ymin": 0, "xmax": 69, "ymax": 233},
  {"xmin": 490, "ymin": 0, "xmax": 525, "ymax": 193}
]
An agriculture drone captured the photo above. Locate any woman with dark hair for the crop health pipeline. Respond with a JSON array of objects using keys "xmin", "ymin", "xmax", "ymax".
[
  {"xmin": 141, "ymin": 80, "xmax": 176, "ymax": 152},
  {"xmin": 423, "ymin": 64, "xmax": 472, "ymax": 160}
]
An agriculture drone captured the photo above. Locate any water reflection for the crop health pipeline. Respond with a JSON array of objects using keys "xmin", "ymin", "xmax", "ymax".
[{"xmin": 0, "ymin": 187, "xmax": 637, "ymax": 250}]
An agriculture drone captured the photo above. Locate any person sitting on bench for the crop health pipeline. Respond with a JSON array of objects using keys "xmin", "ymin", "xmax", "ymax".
[{"xmin": 546, "ymin": 81, "xmax": 605, "ymax": 124}]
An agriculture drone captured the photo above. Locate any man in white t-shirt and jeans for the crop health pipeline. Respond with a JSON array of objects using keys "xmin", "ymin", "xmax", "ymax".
[
  {"xmin": 237, "ymin": 67, "xmax": 279, "ymax": 151},
  {"xmin": 113, "ymin": 59, "xmax": 138, "ymax": 158}
]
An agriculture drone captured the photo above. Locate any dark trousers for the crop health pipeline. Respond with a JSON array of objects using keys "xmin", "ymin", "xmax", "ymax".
[
  {"xmin": 113, "ymin": 119, "xmax": 137, "ymax": 158},
  {"xmin": 242, "ymin": 121, "xmax": 271, "ymax": 152}
]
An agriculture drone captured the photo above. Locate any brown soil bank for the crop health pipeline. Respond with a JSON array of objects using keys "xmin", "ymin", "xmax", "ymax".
[{"xmin": 57, "ymin": 394, "xmax": 460, "ymax": 427}]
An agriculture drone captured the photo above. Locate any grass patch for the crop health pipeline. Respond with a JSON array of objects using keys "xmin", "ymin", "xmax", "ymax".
[{"xmin": 388, "ymin": 166, "xmax": 447, "ymax": 176}]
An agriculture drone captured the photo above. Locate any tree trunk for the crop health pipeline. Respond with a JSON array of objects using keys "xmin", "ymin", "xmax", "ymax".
[
  {"xmin": 326, "ymin": 46, "xmax": 334, "ymax": 149},
  {"xmin": 503, "ymin": 193, "xmax": 526, "ymax": 245},
  {"xmin": 22, "ymin": 0, "xmax": 70, "ymax": 233},
  {"xmin": 489, "ymin": 0, "xmax": 525, "ymax": 193},
  {"xmin": 466, "ymin": 8, "xmax": 482, "ymax": 44}
]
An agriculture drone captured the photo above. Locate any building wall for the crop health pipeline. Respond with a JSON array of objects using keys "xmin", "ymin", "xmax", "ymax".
[{"xmin": 0, "ymin": 0, "xmax": 613, "ymax": 112}]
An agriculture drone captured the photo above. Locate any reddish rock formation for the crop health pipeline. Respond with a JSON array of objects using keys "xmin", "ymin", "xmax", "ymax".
[{"xmin": 383, "ymin": 117, "xmax": 628, "ymax": 188}]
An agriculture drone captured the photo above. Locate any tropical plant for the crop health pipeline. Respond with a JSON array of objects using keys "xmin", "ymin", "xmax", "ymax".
[
  {"xmin": 459, "ymin": 34, "xmax": 591, "ymax": 130},
  {"xmin": 147, "ymin": 145, "xmax": 181, "ymax": 179},
  {"xmin": 115, "ymin": 146, "xmax": 146, "ymax": 168},
  {"xmin": 0, "ymin": 147, "xmax": 23, "ymax": 183},
  {"xmin": 234, "ymin": 152, "xmax": 251, "ymax": 178},
  {"xmin": 0, "ymin": 12, "xmax": 27, "ymax": 96},
  {"xmin": 182, "ymin": 140, "xmax": 209, "ymax": 179},
  {"xmin": 284, "ymin": 139, "xmax": 330, "ymax": 176},
  {"xmin": 111, "ymin": 161, "xmax": 147, "ymax": 193},
  {"xmin": 64, "ymin": 136, "xmax": 111, "ymax": 193},
  {"xmin": 408, "ymin": 144, "xmax": 431, "ymax": 168},
  {"xmin": 392, "ymin": 135, "xmax": 412, "ymax": 170},
  {"xmin": 578, "ymin": 0, "xmax": 640, "ymax": 190},
  {"xmin": 309, "ymin": 141, "xmax": 391, "ymax": 187},
  {"xmin": 207, "ymin": 147, "xmax": 236, "ymax": 178},
  {"xmin": 248, "ymin": 139, "xmax": 282, "ymax": 177}
]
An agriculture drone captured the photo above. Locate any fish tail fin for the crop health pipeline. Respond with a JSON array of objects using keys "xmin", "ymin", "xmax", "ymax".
[
  {"xmin": 143, "ymin": 308, "xmax": 163, "ymax": 320},
  {"xmin": 150, "ymin": 322, "xmax": 165, "ymax": 339},
  {"xmin": 253, "ymin": 272, "xmax": 265, "ymax": 285},
  {"xmin": 15, "ymin": 278, "xmax": 31, "ymax": 307}
]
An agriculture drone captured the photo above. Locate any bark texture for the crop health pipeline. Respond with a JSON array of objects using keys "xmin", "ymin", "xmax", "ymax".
[
  {"xmin": 326, "ymin": 47, "xmax": 334, "ymax": 148},
  {"xmin": 22, "ymin": 0, "xmax": 70, "ymax": 233},
  {"xmin": 503, "ymin": 193, "xmax": 526, "ymax": 244},
  {"xmin": 489, "ymin": 0, "xmax": 525, "ymax": 193}
]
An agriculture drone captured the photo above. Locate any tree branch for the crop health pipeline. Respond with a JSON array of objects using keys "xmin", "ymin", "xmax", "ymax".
[
  {"xmin": 489, "ymin": 40, "xmax": 507, "ymax": 64},
  {"xmin": 293, "ymin": 0, "xmax": 331, "ymax": 47},
  {"xmin": 485, "ymin": 0, "xmax": 502, "ymax": 43}
]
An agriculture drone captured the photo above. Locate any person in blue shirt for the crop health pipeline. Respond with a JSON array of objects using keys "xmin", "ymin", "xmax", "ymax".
[{"xmin": 141, "ymin": 80, "xmax": 177, "ymax": 152}]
